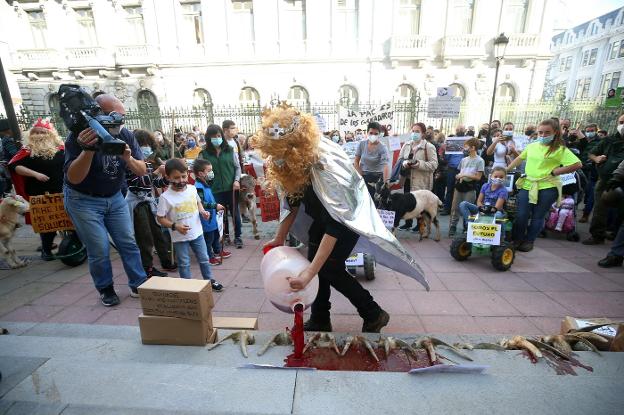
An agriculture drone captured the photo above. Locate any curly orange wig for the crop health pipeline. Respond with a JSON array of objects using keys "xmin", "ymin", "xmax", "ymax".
[
  {"xmin": 252, "ymin": 103, "xmax": 320, "ymax": 195},
  {"xmin": 26, "ymin": 125, "xmax": 62, "ymax": 159}
]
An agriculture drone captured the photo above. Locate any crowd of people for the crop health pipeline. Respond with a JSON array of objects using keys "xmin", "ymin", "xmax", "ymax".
[{"xmin": 0, "ymin": 102, "xmax": 622, "ymax": 311}]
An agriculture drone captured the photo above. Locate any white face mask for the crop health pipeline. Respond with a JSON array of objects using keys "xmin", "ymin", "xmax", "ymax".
[
  {"xmin": 618, "ymin": 123, "xmax": 624, "ymax": 136},
  {"xmin": 368, "ymin": 134, "xmax": 378, "ymax": 143},
  {"xmin": 502, "ymin": 130, "xmax": 513, "ymax": 137}
]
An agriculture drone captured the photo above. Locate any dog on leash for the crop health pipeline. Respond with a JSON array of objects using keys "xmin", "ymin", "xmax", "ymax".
[
  {"xmin": 0, "ymin": 195, "xmax": 30, "ymax": 268},
  {"xmin": 375, "ymin": 181, "xmax": 442, "ymax": 241},
  {"xmin": 238, "ymin": 174, "xmax": 260, "ymax": 240}
]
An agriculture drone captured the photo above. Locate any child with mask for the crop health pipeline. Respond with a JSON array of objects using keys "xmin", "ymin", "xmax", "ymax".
[
  {"xmin": 458, "ymin": 166, "xmax": 508, "ymax": 233},
  {"xmin": 449, "ymin": 138, "xmax": 485, "ymax": 237},
  {"xmin": 192, "ymin": 159, "xmax": 230, "ymax": 266},
  {"xmin": 156, "ymin": 158, "xmax": 223, "ymax": 291},
  {"xmin": 184, "ymin": 133, "xmax": 201, "ymax": 160}
]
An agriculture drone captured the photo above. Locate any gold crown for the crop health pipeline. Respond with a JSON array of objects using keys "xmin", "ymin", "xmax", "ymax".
[{"xmin": 262, "ymin": 101, "xmax": 301, "ymax": 140}]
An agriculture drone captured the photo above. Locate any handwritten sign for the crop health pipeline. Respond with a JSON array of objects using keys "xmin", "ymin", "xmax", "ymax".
[
  {"xmin": 29, "ymin": 193, "xmax": 75, "ymax": 233},
  {"xmin": 388, "ymin": 135, "xmax": 402, "ymax": 152},
  {"xmin": 338, "ymin": 102, "xmax": 394, "ymax": 132},
  {"xmin": 444, "ymin": 137, "xmax": 469, "ymax": 155},
  {"xmin": 345, "ymin": 253, "xmax": 364, "ymax": 267},
  {"xmin": 559, "ymin": 173, "xmax": 577, "ymax": 186},
  {"xmin": 467, "ymin": 222, "xmax": 501, "ymax": 245},
  {"xmin": 377, "ymin": 209, "xmax": 396, "ymax": 228},
  {"xmin": 427, "ymin": 96, "xmax": 461, "ymax": 118}
]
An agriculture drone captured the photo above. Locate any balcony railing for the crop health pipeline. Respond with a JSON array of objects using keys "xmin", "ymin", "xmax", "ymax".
[
  {"xmin": 13, "ymin": 49, "xmax": 63, "ymax": 70},
  {"xmin": 506, "ymin": 34, "xmax": 541, "ymax": 57},
  {"xmin": 443, "ymin": 34, "xmax": 485, "ymax": 59},
  {"xmin": 67, "ymin": 47, "xmax": 114, "ymax": 68},
  {"xmin": 115, "ymin": 45, "xmax": 160, "ymax": 66},
  {"xmin": 390, "ymin": 35, "xmax": 431, "ymax": 59}
]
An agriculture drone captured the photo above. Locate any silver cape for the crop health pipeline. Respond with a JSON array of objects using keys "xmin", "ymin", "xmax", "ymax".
[{"xmin": 282, "ymin": 137, "xmax": 430, "ymax": 290}]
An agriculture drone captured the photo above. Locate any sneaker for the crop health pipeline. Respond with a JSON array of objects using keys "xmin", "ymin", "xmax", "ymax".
[
  {"xmin": 209, "ymin": 257, "xmax": 222, "ymax": 266},
  {"xmin": 448, "ymin": 226, "xmax": 457, "ymax": 238},
  {"xmin": 303, "ymin": 318, "xmax": 332, "ymax": 332},
  {"xmin": 582, "ymin": 236, "xmax": 604, "ymax": 245},
  {"xmin": 99, "ymin": 285, "xmax": 120, "ymax": 306},
  {"xmin": 234, "ymin": 237, "xmax": 243, "ymax": 249},
  {"xmin": 598, "ymin": 255, "xmax": 623, "ymax": 268},
  {"xmin": 40, "ymin": 251, "xmax": 55, "ymax": 261},
  {"xmin": 220, "ymin": 251, "xmax": 232, "ymax": 259},
  {"xmin": 516, "ymin": 241, "xmax": 534, "ymax": 252},
  {"xmin": 211, "ymin": 280, "xmax": 224, "ymax": 292},
  {"xmin": 362, "ymin": 309, "xmax": 390, "ymax": 333},
  {"xmin": 145, "ymin": 267, "xmax": 167, "ymax": 278},
  {"xmin": 129, "ymin": 286, "xmax": 140, "ymax": 298},
  {"xmin": 161, "ymin": 262, "xmax": 178, "ymax": 271}
]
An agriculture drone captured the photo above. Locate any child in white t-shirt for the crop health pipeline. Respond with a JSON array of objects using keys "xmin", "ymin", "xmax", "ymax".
[{"xmin": 156, "ymin": 158, "xmax": 223, "ymax": 291}]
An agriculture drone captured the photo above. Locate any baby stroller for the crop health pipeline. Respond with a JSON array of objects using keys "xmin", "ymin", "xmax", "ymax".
[{"xmin": 541, "ymin": 169, "xmax": 585, "ymax": 242}]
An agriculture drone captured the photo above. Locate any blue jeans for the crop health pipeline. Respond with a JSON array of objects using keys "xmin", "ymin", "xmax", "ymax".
[
  {"xmin": 513, "ymin": 187, "xmax": 558, "ymax": 243},
  {"xmin": 174, "ymin": 234, "xmax": 213, "ymax": 280},
  {"xmin": 458, "ymin": 201, "xmax": 505, "ymax": 230},
  {"xmin": 583, "ymin": 176, "xmax": 595, "ymax": 215},
  {"xmin": 63, "ymin": 186, "xmax": 146, "ymax": 291},
  {"xmin": 444, "ymin": 167, "xmax": 459, "ymax": 210},
  {"xmin": 608, "ymin": 223, "xmax": 624, "ymax": 257},
  {"xmin": 203, "ymin": 230, "xmax": 221, "ymax": 258}
]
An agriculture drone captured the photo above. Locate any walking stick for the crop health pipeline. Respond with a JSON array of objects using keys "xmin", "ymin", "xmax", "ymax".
[{"xmin": 169, "ymin": 111, "xmax": 176, "ymax": 266}]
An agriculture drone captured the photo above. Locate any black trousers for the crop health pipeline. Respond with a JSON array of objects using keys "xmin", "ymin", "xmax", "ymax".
[
  {"xmin": 134, "ymin": 202, "xmax": 172, "ymax": 268},
  {"xmin": 40, "ymin": 232, "xmax": 56, "ymax": 254},
  {"xmin": 307, "ymin": 234, "xmax": 381, "ymax": 323}
]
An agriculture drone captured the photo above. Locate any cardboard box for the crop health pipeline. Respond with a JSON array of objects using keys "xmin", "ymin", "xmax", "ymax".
[
  {"xmin": 139, "ymin": 314, "xmax": 217, "ymax": 346},
  {"xmin": 213, "ymin": 316, "xmax": 258, "ymax": 330},
  {"xmin": 560, "ymin": 316, "xmax": 619, "ymax": 351},
  {"xmin": 138, "ymin": 277, "xmax": 214, "ymax": 320}
]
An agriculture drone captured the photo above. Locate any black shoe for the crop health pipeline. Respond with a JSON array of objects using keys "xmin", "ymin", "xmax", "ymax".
[
  {"xmin": 598, "ymin": 255, "xmax": 624, "ymax": 268},
  {"xmin": 223, "ymin": 235, "xmax": 232, "ymax": 246},
  {"xmin": 362, "ymin": 309, "xmax": 390, "ymax": 333},
  {"xmin": 161, "ymin": 262, "xmax": 178, "ymax": 271},
  {"xmin": 41, "ymin": 251, "xmax": 55, "ymax": 261},
  {"xmin": 398, "ymin": 223, "xmax": 411, "ymax": 230},
  {"xmin": 145, "ymin": 266, "xmax": 167, "ymax": 278},
  {"xmin": 516, "ymin": 241, "xmax": 534, "ymax": 252},
  {"xmin": 605, "ymin": 231, "xmax": 616, "ymax": 241},
  {"xmin": 303, "ymin": 318, "xmax": 332, "ymax": 332},
  {"xmin": 99, "ymin": 285, "xmax": 120, "ymax": 306},
  {"xmin": 582, "ymin": 236, "xmax": 605, "ymax": 245},
  {"xmin": 211, "ymin": 280, "xmax": 224, "ymax": 292},
  {"xmin": 129, "ymin": 286, "xmax": 140, "ymax": 298},
  {"xmin": 234, "ymin": 237, "xmax": 243, "ymax": 249}
]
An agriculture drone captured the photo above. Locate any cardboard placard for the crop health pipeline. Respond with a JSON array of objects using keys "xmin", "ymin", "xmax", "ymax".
[
  {"xmin": 338, "ymin": 102, "xmax": 394, "ymax": 132},
  {"xmin": 29, "ymin": 193, "xmax": 74, "ymax": 233},
  {"xmin": 377, "ymin": 209, "xmax": 396, "ymax": 228},
  {"xmin": 139, "ymin": 314, "xmax": 217, "ymax": 346},
  {"xmin": 559, "ymin": 173, "xmax": 576, "ymax": 186},
  {"xmin": 345, "ymin": 253, "xmax": 364, "ymax": 267},
  {"xmin": 427, "ymin": 96, "xmax": 461, "ymax": 118},
  {"xmin": 388, "ymin": 136, "xmax": 402, "ymax": 152},
  {"xmin": 444, "ymin": 137, "xmax": 469, "ymax": 155},
  {"xmin": 138, "ymin": 277, "xmax": 214, "ymax": 321},
  {"xmin": 213, "ymin": 316, "xmax": 258, "ymax": 330},
  {"xmin": 260, "ymin": 191, "xmax": 280, "ymax": 222},
  {"xmin": 467, "ymin": 222, "xmax": 501, "ymax": 245}
]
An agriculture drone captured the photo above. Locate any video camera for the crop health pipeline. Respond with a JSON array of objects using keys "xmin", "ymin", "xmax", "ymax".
[{"xmin": 58, "ymin": 84, "xmax": 127, "ymax": 156}]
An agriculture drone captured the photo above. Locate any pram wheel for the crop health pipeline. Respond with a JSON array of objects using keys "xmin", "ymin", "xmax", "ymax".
[{"xmin": 566, "ymin": 231, "xmax": 580, "ymax": 242}]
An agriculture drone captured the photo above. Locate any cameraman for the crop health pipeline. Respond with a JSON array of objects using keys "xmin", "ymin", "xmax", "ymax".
[{"xmin": 63, "ymin": 94, "xmax": 147, "ymax": 307}]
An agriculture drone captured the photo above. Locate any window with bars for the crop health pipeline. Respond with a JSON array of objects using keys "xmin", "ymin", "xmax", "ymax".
[
  {"xmin": 448, "ymin": 0, "xmax": 474, "ymax": 35},
  {"xmin": 496, "ymin": 83, "xmax": 515, "ymax": 103},
  {"xmin": 338, "ymin": 85, "xmax": 358, "ymax": 106},
  {"xmin": 123, "ymin": 6, "xmax": 146, "ymax": 44},
  {"xmin": 396, "ymin": 0, "xmax": 421, "ymax": 36},
  {"xmin": 231, "ymin": 0, "xmax": 255, "ymax": 44},
  {"xmin": 193, "ymin": 89, "xmax": 212, "ymax": 109},
  {"xmin": 181, "ymin": 2, "xmax": 204, "ymax": 45},
  {"xmin": 502, "ymin": 0, "xmax": 528, "ymax": 33},
  {"xmin": 75, "ymin": 8, "xmax": 97, "ymax": 46},
  {"xmin": 27, "ymin": 10, "xmax": 47, "ymax": 48},
  {"xmin": 448, "ymin": 83, "xmax": 465, "ymax": 101},
  {"xmin": 239, "ymin": 87, "xmax": 260, "ymax": 105},
  {"xmin": 395, "ymin": 84, "xmax": 416, "ymax": 102}
]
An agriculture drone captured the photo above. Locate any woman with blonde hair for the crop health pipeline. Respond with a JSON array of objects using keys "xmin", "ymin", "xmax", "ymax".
[{"xmin": 9, "ymin": 119, "xmax": 65, "ymax": 260}]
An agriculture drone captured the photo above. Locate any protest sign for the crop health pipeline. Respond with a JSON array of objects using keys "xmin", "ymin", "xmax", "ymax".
[
  {"xmin": 388, "ymin": 135, "xmax": 402, "ymax": 151},
  {"xmin": 377, "ymin": 209, "xmax": 396, "ymax": 228},
  {"xmin": 427, "ymin": 96, "xmax": 461, "ymax": 118},
  {"xmin": 467, "ymin": 222, "xmax": 501, "ymax": 245},
  {"xmin": 559, "ymin": 173, "xmax": 576, "ymax": 186},
  {"xmin": 445, "ymin": 137, "xmax": 468, "ymax": 154},
  {"xmin": 29, "ymin": 193, "xmax": 75, "ymax": 233},
  {"xmin": 339, "ymin": 102, "xmax": 394, "ymax": 132}
]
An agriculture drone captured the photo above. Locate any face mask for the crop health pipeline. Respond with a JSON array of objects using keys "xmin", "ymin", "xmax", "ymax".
[
  {"xmin": 332, "ymin": 135, "xmax": 340, "ymax": 143},
  {"xmin": 368, "ymin": 134, "xmax": 378, "ymax": 143},
  {"xmin": 463, "ymin": 148, "xmax": 470, "ymax": 156},
  {"xmin": 211, "ymin": 137, "xmax": 223, "ymax": 147},
  {"xmin": 491, "ymin": 177, "xmax": 504, "ymax": 185},
  {"xmin": 171, "ymin": 180, "xmax": 187, "ymax": 190},
  {"xmin": 140, "ymin": 146, "xmax": 152, "ymax": 157},
  {"xmin": 618, "ymin": 124, "xmax": 624, "ymax": 135},
  {"xmin": 206, "ymin": 171, "xmax": 215, "ymax": 181},
  {"xmin": 537, "ymin": 135, "xmax": 554, "ymax": 145},
  {"xmin": 411, "ymin": 132, "xmax": 421, "ymax": 141},
  {"xmin": 187, "ymin": 140, "xmax": 196, "ymax": 149},
  {"xmin": 503, "ymin": 130, "xmax": 513, "ymax": 137},
  {"xmin": 586, "ymin": 132, "xmax": 596, "ymax": 138},
  {"xmin": 356, "ymin": 134, "xmax": 364, "ymax": 140}
]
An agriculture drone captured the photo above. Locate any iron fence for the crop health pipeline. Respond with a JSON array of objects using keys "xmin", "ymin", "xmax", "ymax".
[{"xmin": 10, "ymin": 99, "xmax": 622, "ymax": 139}]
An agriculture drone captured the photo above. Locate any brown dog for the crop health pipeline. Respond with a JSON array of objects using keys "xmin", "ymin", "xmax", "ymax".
[
  {"xmin": 0, "ymin": 195, "xmax": 30, "ymax": 268},
  {"xmin": 239, "ymin": 174, "xmax": 260, "ymax": 240}
]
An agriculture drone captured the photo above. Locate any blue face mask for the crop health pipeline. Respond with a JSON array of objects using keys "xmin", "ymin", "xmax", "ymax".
[
  {"xmin": 586, "ymin": 132, "xmax": 596, "ymax": 138},
  {"xmin": 211, "ymin": 137, "xmax": 223, "ymax": 147},
  {"xmin": 332, "ymin": 135, "xmax": 340, "ymax": 142},
  {"xmin": 537, "ymin": 135, "xmax": 554, "ymax": 145},
  {"xmin": 140, "ymin": 146, "xmax": 152, "ymax": 157},
  {"xmin": 187, "ymin": 140, "xmax": 196, "ymax": 149},
  {"xmin": 411, "ymin": 132, "xmax": 421, "ymax": 141}
]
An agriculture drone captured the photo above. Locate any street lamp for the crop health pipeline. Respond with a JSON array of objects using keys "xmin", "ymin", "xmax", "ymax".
[{"xmin": 488, "ymin": 33, "xmax": 510, "ymax": 126}]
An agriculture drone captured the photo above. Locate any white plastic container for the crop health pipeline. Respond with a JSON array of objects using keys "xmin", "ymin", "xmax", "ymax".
[{"xmin": 260, "ymin": 246, "xmax": 319, "ymax": 313}]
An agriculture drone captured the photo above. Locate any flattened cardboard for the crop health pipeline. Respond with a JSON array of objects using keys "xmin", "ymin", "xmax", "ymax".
[
  {"xmin": 139, "ymin": 314, "xmax": 217, "ymax": 346},
  {"xmin": 560, "ymin": 316, "xmax": 619, "ymax": 351},
  {"xmin": 138, "ymin": 277, "xmax": 214, "ymax": 320},
  {"xmin": 213, "ymin": 316, "xmax": 258, "ymax": 330}
]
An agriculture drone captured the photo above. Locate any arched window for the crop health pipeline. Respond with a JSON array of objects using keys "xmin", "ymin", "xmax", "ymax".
[
  {"xmin": 395, "ymin": 84, "xmax": 416, "ymax": 102},
  {"xmin": 287, "ymin": 85, "xmax": 310, "ymax": 109},
  {"xmin": 448, "ymin": 83, "xmax": 466, "ymax": 101},
  {"xmin": 136, "ymin": 89, "xmax": 161, "ymax": 130},
  {"xmin": 193, "ymin": 88, "xmax": 213, "ymax": 109},
  {"xmin": 496, "ymin": 83, "xmax": 516, "ymax": 103},
  {"xmin": 338, "ymin": 84, "xmax": 358, "ymax": 106},
  {"xmin": 239, "ymin": 87, "xmax": 260, "ymax": 105}
]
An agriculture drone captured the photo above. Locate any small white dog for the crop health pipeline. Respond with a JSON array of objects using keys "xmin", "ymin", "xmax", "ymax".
[{"xmin": 0, "ymin": 194, "xmax": 30, "ymax": 268}]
